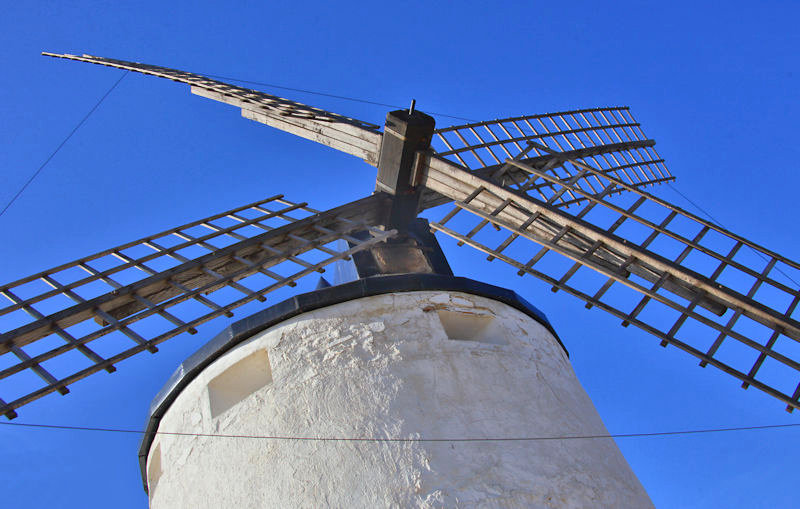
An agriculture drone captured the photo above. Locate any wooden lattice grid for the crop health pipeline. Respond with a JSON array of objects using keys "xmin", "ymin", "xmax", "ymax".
[
  {"xmin": 422, "ymin": 151, "xmax": 800, "ymax": 411},
  {"xmin": 0, "ymin": 194, "xmax": 394, "ymax": 418},
  {"xmin": 425, "ymin": 107, "xmax": 674, "ymax": 211}
]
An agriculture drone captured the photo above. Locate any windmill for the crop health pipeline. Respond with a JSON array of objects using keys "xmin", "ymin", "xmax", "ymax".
[{"xmin": 2, "ymin": 52, "xmax": 798, "ymax": 506}]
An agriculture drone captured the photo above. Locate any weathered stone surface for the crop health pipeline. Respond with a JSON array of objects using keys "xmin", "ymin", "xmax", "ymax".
[{"xmin": 148, "ymin": 291, "xmax": 652, "ymax": 508}]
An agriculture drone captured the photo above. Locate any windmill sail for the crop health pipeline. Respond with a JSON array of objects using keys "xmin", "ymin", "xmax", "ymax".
[
  {"xmin": 41, "ymin": 53, "xmax": 383, "ymax": 165},
  {"xmin": 0, "ymin": 194, "xmax": 395, "ymax": 418},
  {"xmin": 420, "ymin": 108, "xmax": 674, "ymax": 211},
  {"xmin": 421, "ymin": 152, "xmax": 800, "ymax": 411}
]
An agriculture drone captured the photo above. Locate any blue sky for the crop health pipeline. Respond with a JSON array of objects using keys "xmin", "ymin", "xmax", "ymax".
[{"xmin": 1, "ymin": 1, "xmax": 798, "ymax": 507}]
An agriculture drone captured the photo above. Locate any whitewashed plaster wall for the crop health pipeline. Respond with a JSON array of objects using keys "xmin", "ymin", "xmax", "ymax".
[{"xmin": 147, "ymin": 291, "xmax": 652, "ymax": 508}]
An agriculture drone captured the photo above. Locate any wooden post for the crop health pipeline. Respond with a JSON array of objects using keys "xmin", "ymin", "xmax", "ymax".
[{"xmin": 375, "ymin": 109, "xmax": 435, "ymax": 231}]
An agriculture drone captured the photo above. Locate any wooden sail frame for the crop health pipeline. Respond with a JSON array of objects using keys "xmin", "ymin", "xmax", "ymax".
[{"xmin": 1, "ymin": 52, "xmax": 798, "ymax": 417}]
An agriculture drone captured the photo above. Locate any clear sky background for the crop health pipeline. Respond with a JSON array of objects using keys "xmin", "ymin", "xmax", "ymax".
[{"xmin": 1, "ymin": 1, "xmax": 798, "ymax": 507}]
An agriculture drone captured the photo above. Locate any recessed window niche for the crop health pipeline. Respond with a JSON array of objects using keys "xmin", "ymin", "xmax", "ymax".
[
  {"xmin": 208, "ymin": 349, "xmax": 273, "ymax": 418},
  {"xmin": 148, "ymin": 443, "xmax": 162, "ymax": 495},
  {"xmin": 437, "ymin": 310, "xmax": 506, "ymax": 345}
]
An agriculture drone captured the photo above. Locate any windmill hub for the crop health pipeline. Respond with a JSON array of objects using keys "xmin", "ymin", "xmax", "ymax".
[{"xmin": 375, "ymin": 109, "xmax": 436, "ymax": 231}]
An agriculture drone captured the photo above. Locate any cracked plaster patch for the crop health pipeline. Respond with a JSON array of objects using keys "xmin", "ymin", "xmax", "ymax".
[
  {"xmin": 450, "ymin": 296, "xmax": 474, "ymax": 307},
  {"xmin": 429, "ymin": 293, "xmax": 450, "ymax": 304}
]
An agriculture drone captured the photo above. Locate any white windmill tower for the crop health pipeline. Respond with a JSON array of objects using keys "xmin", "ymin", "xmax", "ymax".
[{"xmin": 2, "ymin": 52, "xmax": 799, "ymax": 507}]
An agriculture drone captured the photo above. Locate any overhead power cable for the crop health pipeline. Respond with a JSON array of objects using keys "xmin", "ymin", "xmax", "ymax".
[
  {"xmin": 1, "ymin": 420, "xmax": 797, "ymax": 441},
  {"xmin": 0, "ymin": 71, "xmax": 128, "ymax": 220},
  {"xmin": 201, "ymin": 72, "xmax": 477, "ymax": 123},
  {"xmin": 666, "ymin": 182, "xmax": 800, "ymax": 289}
]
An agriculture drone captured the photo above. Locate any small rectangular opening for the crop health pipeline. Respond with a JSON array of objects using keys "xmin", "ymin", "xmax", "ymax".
[
  {"xmin": 208, "ymin": 349, "xmax": 272, "ymax": 418},
  {"xmin": 437, "ymin": 310, "xmax": 505, "ymax": 345}
]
